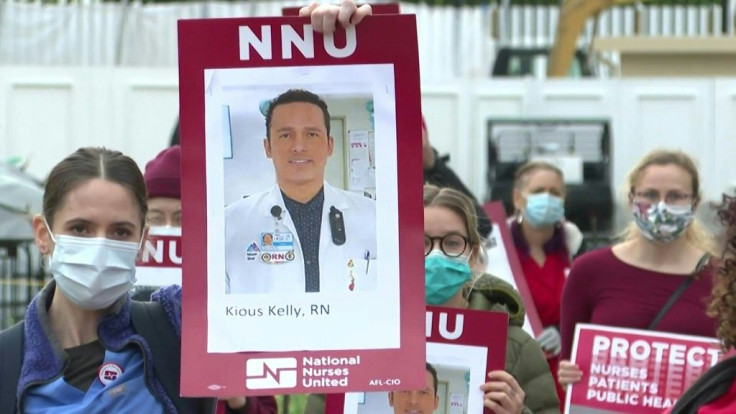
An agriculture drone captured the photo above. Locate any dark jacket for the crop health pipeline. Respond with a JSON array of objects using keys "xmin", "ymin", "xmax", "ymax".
[
  {"xmin": 670, "ymin": 355, "xmax": 736, "ymax": 413},
  {"xmin": 424, "ymin": 149, "xmax": 493, "ymax": 238},
  {"xmin": 0, "ymin": 282, "xmax": 276, "ymax": 414},
  {"xmin": 304, "ymin": 274, "xmax": 560, "ymax": 414}
]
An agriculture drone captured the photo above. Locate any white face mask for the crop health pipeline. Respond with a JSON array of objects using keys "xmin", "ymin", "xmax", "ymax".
[{"xmin": 46, "ymin": 222, "xmax": 140, "ymax": 310}]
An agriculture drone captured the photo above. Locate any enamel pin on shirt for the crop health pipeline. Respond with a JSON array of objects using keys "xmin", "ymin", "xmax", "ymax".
[{"xmin": 347, "ymin": 259, "xmax": 355, "ymax": 291}]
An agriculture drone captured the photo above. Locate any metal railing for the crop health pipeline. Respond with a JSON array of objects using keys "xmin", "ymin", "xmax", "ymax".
[{"xmin": 0, "ymin": 240, "xmax": 45, "ymax": 330}]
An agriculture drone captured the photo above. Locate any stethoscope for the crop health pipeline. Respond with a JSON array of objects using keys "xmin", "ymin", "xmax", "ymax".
[{"xmin": 270, "ymin": 205, "xmax": 346, "ymax": 246}]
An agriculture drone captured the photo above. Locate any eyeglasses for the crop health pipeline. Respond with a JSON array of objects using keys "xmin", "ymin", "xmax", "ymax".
[
  {"xmin": 424, "ymin": 234, "xmax": 469, "ymax": 257},
  {"xmin": 632, "ymin": 190, "xmax": 694, "ymax": 206}
]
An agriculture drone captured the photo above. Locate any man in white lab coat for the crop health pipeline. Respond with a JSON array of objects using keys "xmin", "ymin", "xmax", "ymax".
[{"xmin": 225, "ymin": 89, "xmax": 377, "ymax": 294}]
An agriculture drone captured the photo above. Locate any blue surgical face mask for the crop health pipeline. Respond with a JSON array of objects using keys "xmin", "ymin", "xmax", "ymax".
[
  {"xmin": 524, "ymin": 193, "xmax": 565, "ymax": 227},
  {"xmin": 425, "ymin": 250, "xmax": 472, "ymax": 305}
]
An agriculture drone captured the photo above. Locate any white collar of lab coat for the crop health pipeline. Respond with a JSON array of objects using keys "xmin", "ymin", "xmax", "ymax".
[{"xmin": 261, "ymin": 182, "xmax": 350, "ymax": 218}]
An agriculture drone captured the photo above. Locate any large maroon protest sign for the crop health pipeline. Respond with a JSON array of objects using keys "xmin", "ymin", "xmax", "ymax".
[
  {"xmin": 327, "ymin": 306, "xmax": 509, "ymax": 414},
  {"xmin": 566, "ymin": 324, "xmax": 723, "ymax": 413},
  {"xmin": 177, "ymin": 15, "xmax": 425, "ymax": 396}
]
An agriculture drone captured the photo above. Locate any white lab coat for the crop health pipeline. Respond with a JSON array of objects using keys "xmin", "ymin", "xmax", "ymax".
[{"xmin": 225, "ymin": 182, "xmax": 377, "ymax": 294}]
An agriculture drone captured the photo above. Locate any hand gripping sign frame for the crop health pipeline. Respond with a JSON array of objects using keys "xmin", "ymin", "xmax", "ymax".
[
  {"xmin": 565, "ymin": 323, "xmax": 723, "ymax": 414},
  {"xmin": 281, "ymin": 3, "xmax": 401, "ymax": 16},
  {"xmin": 327, "ymin": 306, "xmax": 509, "ymax": 414},
  {"xmin": 178, "ymin": 16, "xmax": 425, "ymax": 396}
]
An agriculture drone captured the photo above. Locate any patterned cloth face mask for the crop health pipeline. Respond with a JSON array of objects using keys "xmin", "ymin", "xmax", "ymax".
[{"xmin": 632, "ymin": 200, "xmax": 694, "ymax": 243}]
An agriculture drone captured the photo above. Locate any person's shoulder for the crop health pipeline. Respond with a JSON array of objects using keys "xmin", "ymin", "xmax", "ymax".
[
  {"xmin": 572, "ymin": 245, "xmax": 615, "ymax": 268},
  {"xmin": 335, "ymin": 187, "xmax": 376, "ymax": 210},
  {"xmin": 506, "ymin": 323, "xmax": 534, "ymax": 347},
  {"xmin": 475, "ymin": 272, "xmax": 515, "ymax": 291},
  {"xmin": 563, "ymin": 221, "xmax": 584, "ymax": 254},
  {"xmin": 466, "ymin": 273, "xmax": 526, "ymax": 326},
  {"xmin": 565, "ymin": 246, "xmax": 617, "ymax": 283},
  {"xmin": 225, "ymin": 190, "xmax": 269, "ymax": 216},
  {"xmin": 150, "ymin": 285, "xmax": 182, "ymax": 336}
]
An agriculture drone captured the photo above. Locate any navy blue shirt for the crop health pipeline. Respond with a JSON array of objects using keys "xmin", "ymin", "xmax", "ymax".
[{"xmin": 283, "ymin": 188, "xmax": 324, "ymax": 292}]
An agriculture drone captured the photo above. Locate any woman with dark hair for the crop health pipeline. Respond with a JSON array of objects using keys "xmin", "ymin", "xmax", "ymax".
[
  {"xmin": 668, "ymin": 194, "xmax": 736, "ymax": 413},
  {"xmin": 0, "ymin": 148, "xmax": 276, "ymax": 413}
]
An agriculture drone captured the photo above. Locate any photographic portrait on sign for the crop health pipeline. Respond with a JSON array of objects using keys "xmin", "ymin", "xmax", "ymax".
[
  {"xmin": 344, "ymin": 343, "xmax": 488, "ymax": 414},
  {"xmin": 221, "ymin": 86, "xmax": 378, "ymax": 295},
  {"xmin": 203, "ymin": 65, "xmax": 401, "ymax": 353}
]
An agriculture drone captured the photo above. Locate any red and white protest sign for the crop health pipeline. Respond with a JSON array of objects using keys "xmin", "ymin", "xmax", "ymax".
[
  {"xmin": 483, "ymin": 201, "xmax": 543, "ymax": 336},
  {"xmin": 178, "ymin": 15, "xmax": 425, "ymax": 396},
  {"xmin": 565, "ymin": 324, "xmax": 723, "ymax": 413},
  {"xmin": 135, "ymin": 227, "xmax": 182, "ymax": 286},
  {"xmin": 327, "ymin": 306, "xmax": 509, "ymax": 414}
]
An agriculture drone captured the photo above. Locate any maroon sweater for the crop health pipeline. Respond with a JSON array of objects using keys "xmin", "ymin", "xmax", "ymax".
[{"xmin": 560, "ymin": 247, "xmax": 717, "ymax": 360}]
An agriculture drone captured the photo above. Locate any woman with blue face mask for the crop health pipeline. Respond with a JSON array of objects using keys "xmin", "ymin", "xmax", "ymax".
[
  {"xmin": 0, "ymin": 147, "xmax": 279, "ymax": 414},
  {"xmin": 509, "ymin": 161, "xmax": 582, "ymax": 404},
  {"xmin": 0, "ymin": 148, "xmax": 213, "ymax": 413},
  {"xmin": 557, "ymin": 149, "xmax": 718, "ymax": 393},
  {"xmin": 424, "ymin": 184, "xmax": 560, "ymax": 414}
]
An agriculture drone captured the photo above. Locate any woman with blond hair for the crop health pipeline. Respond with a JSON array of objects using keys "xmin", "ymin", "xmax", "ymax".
[
  {"xmin": 509, "ymin": 161, "xmax": 582, "ymax": 403},
  {"xmin": 304, "ymin": 184, "xmax": 560, "ymax": 414},
  {"xmin": 423, "ymin": 184, "xmax": 560, "ymax": 413},
  {"xmin": 557, "ymin": 149, "xmax": 718, "ymax": 389}
]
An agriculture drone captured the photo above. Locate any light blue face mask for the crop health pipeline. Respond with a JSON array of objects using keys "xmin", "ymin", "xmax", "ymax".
[
  {"xmin": 524, "ymin": 193, "xmax": 565, "ymax": 228},
  {"xmin": 425, "ymin": 250, "xmax": 472, "ymax": 305}
]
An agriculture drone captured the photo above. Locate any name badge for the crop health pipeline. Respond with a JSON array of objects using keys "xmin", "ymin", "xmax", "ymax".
[{"xmin": 259, "ymin": 230, "xmax": 295, "ymax": 264}]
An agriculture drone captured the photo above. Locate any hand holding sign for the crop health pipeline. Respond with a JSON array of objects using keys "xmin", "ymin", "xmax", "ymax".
[
  {"xmin": 299, "ymin": 0, "xmax": 372, "ymax": 33},
  {"xmin": 480, "ymin": 370, "xmax": 525, "ymax": 414},
  {"xmin": 557, "ymin": 360, "xmax": 583, "ymax": 389},
  {"xmin": 564, "ymin": 324, "xmax": 723, "ymax": 413},
  {"xmin": 537, "ymin": 326, "xmax": 562, "ymax": 357}
]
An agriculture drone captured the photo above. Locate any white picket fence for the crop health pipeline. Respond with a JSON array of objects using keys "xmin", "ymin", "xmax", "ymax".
[
  {"xmin": 0, "ymin": 0, "xmax": 494, "ymax": 79},
  {"xmin": 1, "ymin": 1, "xmax": 734, "ymax": 80}
]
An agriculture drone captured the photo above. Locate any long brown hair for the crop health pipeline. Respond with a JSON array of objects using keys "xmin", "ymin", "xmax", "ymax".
[{"xmin": 44, "ymin": 147, "xmax": 148, "ymax": 229}]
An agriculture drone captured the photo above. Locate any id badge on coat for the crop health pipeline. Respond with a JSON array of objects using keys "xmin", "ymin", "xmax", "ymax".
[{"xmin": 258, "ymin": 230, "xmax": 295, "ymax": 264}]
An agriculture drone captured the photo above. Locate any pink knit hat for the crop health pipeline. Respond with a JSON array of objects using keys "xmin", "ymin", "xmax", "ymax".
[{"xmin": 144, "ymin": 145, "xmax": 181, "ymax": 199}]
